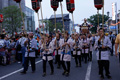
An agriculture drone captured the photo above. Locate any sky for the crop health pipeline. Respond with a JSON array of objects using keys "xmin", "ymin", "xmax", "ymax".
[{"xmin": 25, "ymin": 0, "xmax": 120, "ymax": 31}]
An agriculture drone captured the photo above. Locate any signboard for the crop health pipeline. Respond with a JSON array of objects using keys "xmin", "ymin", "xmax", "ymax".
[
  {"xmin": 112, "ymin": 3, "xmax": 115, "ymax": 20},
  {"xmin": 109, "ymin": 26, "xmax": 116, "ymax": 29}
]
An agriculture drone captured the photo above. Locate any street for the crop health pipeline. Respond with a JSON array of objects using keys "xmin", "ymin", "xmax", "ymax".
[{"xmin": 0, "ymin": 50, "xmax": 120, "ymax": 80}]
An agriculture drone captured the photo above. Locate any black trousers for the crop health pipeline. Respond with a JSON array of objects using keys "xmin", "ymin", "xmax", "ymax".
[
  {"xmin": 55, "ymin": 55, "xmax": 61, "ymax": 67},
  {"xmin": 61, "ymin": 61, "xmax": 70, "ymax": 73},
  {"xmin": 98, "ymin": 60, "xmax": 110, "ymax": 76},
  {"xmin": 24, "ymin": 57, "xmax": 36, "ymax": 72},
  {"xmin": 81, "ymin": 53, "xmax": 84, "ymax": 61},
  {"xmin": 110, "ymin": 44, "xmax": 114, "ymax": 56},
  {"xmin": 84, "ymin": 53, "xmax": 89, "ymax": 63},
  {"xmin": 75, "ymin": 55, "xmax": 81, "ymax": 66},
  {"xmin": 43, "ymin": 60, "xmax": 54, "ymax": 73},
  {"xmin": 119, "ymin": 53, "xmax": 120, "ymax": 63},
  {"xmin": 0, "ymin": 56, "xmax": 2, "ymax": 65},
  {"xmin": 89, "ymin": 51, "xmax": 92, "ymax": 61},
  {"xmin": 17, "ymin": 53, "xmax": 22, "ymax": 62},
  {"xmin": 71, "ymin": 51, "xmax": 74, "ymax": 57}
]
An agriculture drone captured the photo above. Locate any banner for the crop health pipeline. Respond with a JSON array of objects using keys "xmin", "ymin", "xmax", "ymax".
[{"xmin": 112, "ymin": 3, "xmax": 115, "ymax": 20}]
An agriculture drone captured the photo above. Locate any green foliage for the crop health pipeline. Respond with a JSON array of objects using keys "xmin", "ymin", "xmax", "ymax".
[
  {"xmin": 0, "ymin": 5, "xmax": 25, "ymax": 35},
  {"xmin": 87, "ymin": 14, "xmax": 109, "ymax": 33},
  {"xmin": 43, "ymin": 20, "xmax": 62, "ymax": 33}
]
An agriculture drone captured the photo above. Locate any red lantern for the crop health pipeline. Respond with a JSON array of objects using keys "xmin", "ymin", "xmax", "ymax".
[
  {"xmin": 66, "ymin": 0, "xmax": 75, "ymax": 13},
  {"xmin": 0, "ymin": 14, "xmax": 3, "ymax": 23},
  {"xmin": 94, "ymin": 0, "xmax": 103, "ymax": 10},
  {"xmin": 51, "ymin": 0, "xmax": 59, "ymax": 11},
  {"xmin": 56, "ymin": 0, "xmax": 63, "ymax": 2},
  {"xmin": 14, "ymin": 0, "xmax": 21, "ymax": 3},
  {"xmin": 31, "ymin": 0, "xmax": 40, "ymax": 13}
]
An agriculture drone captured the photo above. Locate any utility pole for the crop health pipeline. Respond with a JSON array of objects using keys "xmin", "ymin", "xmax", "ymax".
[{"xmin": 115, "ymin": 3, "xmax": 118, "ymax": 34}]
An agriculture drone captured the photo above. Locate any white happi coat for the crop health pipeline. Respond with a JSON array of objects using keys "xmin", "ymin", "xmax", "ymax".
[
  {"xmin": 94, "ymin": 36, "xmax": 112, "ymax": 60},
  {"xmin": 25, "ymin": 38, "xmax": 37, "ymax": 57},
  {"xmin": 73, "ymin": 40, "xmax": 82, "ymax": 55},
  {"xmin": 41, "ymin": 41, "xmax": 54, "ymax": 61},
  {"xmin": 88, "ymin": 37, "xmax": 93, "ymax": 52},
  {"xmin": 39, "ymin": 39, "xmax": 42, "ymax": 48},
  {"xmin": 60, "ymin": 38, "xmax": 72, "ymax": 61},
  {"xmin": 52, "ymin": 38, "xmax": 62, "ymax": 55},
  {"xmin": 81, "ymin": 38, "xmax": 90, "ymax": 54},
  {"xmin": 69, "ymin": 37, "xmax": 74, "ymax": 51}
]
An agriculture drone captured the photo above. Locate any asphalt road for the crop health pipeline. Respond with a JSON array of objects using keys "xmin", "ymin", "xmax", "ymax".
[{"xmin": 0, "ymin": 50, "xmax": 120, "ymax": 80}]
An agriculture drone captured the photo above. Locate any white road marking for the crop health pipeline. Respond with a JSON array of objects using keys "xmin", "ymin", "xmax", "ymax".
[
  {"xmin": 0, "ymin": 60, "xmax": 42, "ymax": 80},
  {"xmin": 85, "ymin": 62, "xmax": 92, "ymax": 80},
  {"xmin": 85, "ymin": 51, "xmax": 93, "ymax": 80}
]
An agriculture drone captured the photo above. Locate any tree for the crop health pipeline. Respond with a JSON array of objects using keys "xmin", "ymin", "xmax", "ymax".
[
  {"xmin": 87, "ymin": 14, "xmax": 109, "ymax": 33},
  {"xmin": 43, "ymin": 20, "xmax": 62, "ymax": 33},
  {"xmin": 0, "ymin": 6, "xmax": 25, "ymax": 35}
]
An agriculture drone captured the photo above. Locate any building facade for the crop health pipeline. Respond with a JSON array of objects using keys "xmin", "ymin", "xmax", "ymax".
[
  {"xmin": 49, "ymin": 14, "xmax": 73, "ymax": 34},
  {"xmin": 0, "ymin": 0, "xmax": 35, "ymax": 32},
  {"xmin": 25, "ymin": 7, "xmax": 35, "ymax": 32}
]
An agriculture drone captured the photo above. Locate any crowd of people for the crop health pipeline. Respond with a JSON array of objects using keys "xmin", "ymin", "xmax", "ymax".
[{"xmin": 0, "ymin": 28, "xmax": 118, "ymax": 79}]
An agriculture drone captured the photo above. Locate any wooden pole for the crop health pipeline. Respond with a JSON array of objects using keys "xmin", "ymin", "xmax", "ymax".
[
  {"xmin": 54, "ymin": 11, "xmax": 57, "ymax": 50},
  {"xmin": 72, "ymin": 13, "xmax": 75, "ymax": 33},
  {"xmin": 54, "ymin": 11, "xmax": 57, "ymax": 35},
  {"xmin": 60, "ymin": 2, "xmax": 65, "ymax": 38},
  {"xmin": 40, "ymin": 2, "xmax": 46, "ymax": 49},
  {"xmin": 102, "ymin": 0, "xmax": 104, "ymax": 28},
  {"xmin": 60, "ymin": 2, "xmax": 67, "ymax": 53},
  {"xmin": 0, "ymin": 23, "xmax": 2, "ymax": 34},
  {"xmin": 97, "ymin": 10, "xmax": 99, "ymax": 27},
  {"xmin": 37, "ymin": 12, "xmax": 42, "ymax": 38},
  {"xmin": 19, "ymin": 2, "xmax": 25, "ymax": 33}
]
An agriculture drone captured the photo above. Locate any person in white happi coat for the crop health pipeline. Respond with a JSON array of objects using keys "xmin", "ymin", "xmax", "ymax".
[
  {"xmin": 87, "ymin": 34, "xmax": 93, "ymax": 61},
  {"xmin": 73, "ymin": 33, "xmax": 82, "ymax": 67},
  {"xmin": 21, "ymin": 32, "xmax": 37, "ymax": 74},
  {"xmin": 18, "ymin": 34, "xmax": 27, "ymax": 65},
  {"xmin": 39, "ymin": 34, "xmax": 45, "ymax": 58},
  {"xmin": 60, "ymin": 31, "xmax": 72, "ymax": 77},
  {"xmin": 41, "ymin": 35, "xmax": 54, "ymax": 77},
  {"xmin": 94, "ymin": 28, "xmax": 112, "ymax": 79},
  {"xmin": 81, "ymin": 34, "xmax": 90, "ymax": 63},
  {"xmin": 70, "ymin": 34, "xmax": 75, "ymax": 57},
  {"xmin": 79, "ymin": 34, "xmax": 84, "ymax": 61},
  {"xmin": 53, "ymin": 32, "xmax": 62, "ymax": 68}
]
